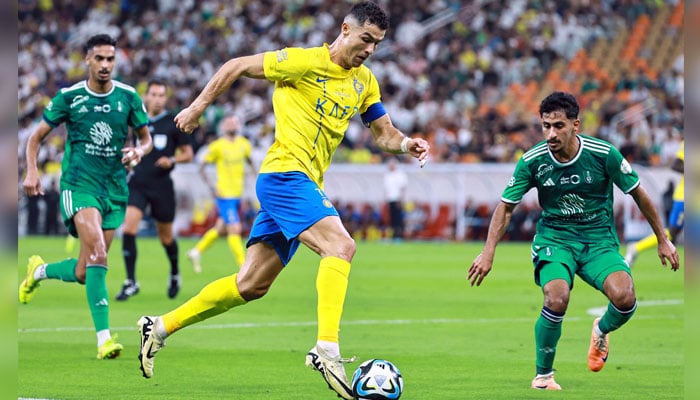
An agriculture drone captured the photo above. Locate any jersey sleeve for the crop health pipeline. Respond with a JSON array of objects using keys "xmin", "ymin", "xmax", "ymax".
[
  {"xmin": 42, "ymin": 91, "xmax": 69, "ymax": 128},
  {"xmin": 607, "ymin": 148, "xmax": 640, "ymax": 193},
  {"xmin": 263, "ymin": 47, "xmax": 312, "ymax": 84},
  {"xmin": 129, "ymin": 93, "xmax": 149, "ymax": 129},
  {"xmin": 203, "ymin": 140, "xmax": 219, "ymax": 164},
  {"xmin": 359, "ymin": 70, "xmax": 382, "ymax": 114},
  {"xmin": 501, "ymin": 157, "xmax": 534, "ymax": 204}
]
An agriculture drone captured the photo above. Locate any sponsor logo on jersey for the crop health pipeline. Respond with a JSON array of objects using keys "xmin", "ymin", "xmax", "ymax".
[
  {"xmin": 536, "ymin": 163, "xmax": 553, "ymax": 178},
  {"xmin": 543, "ymin": 178, "xmax": 555, "ymax": 187},
  {"xmin": 93, "ymin": 104, "xmax": 112, "ymax": 113},
  {"xmin": 70, "ymin": 95, "xmax": 90, "ymax": 109},
  {"xmin": 559, "ymin": 174, "xmax": 581, "ymax": 185},
  {"xmin": 90, "ymin": 121, "xmax": 113, "ymax": 146},
  {"xmin": 78, "ymin": 105, "xmax": 88, "ymax": 113},
  {"xmin": 558, "ymin": 193, "xmax": 585, "ymax": 215}
]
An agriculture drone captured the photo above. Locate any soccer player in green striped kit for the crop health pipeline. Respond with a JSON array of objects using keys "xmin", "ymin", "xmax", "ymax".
[
  {"xmin": 467, "ymin": 91, "xmax": 679, "ymax": 390},
  {"xmin": 21, "ymin": 34, "xmax": 152, "ymax": 359}
]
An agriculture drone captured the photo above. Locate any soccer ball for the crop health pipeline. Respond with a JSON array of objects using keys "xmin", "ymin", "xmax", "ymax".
[{"xmin": 351, "ymin": 359, "xmax": 404, "ymax": 400}]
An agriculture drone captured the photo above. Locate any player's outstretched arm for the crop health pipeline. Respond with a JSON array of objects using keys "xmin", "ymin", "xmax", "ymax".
[
  {"xmin": 468, "ymin": 202, "xmax": 515, "ymax": 286},
  {"xmin": 629, "ymin": 185, "xmax": 680, "ymax": 271},
  {"xmin": 175, "ymin": 54, "xmax": 266, "ymax": 134},
  {"xmin": 368, "ymin": 114, "xmax": 429, "ymax": 166},
  {"xmin": 23, "ymin": 120, "xmax": 53, "ymax": 196}
]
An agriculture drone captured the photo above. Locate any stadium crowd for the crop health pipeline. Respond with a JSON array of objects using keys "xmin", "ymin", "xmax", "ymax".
[{"xmin": 18, "ymin": 0, "xmax": 684, "ymax": 240}]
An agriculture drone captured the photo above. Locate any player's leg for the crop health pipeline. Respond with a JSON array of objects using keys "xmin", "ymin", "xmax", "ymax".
[
  {"xmin": 74, "ymin": 206, "xmax": 123, "ymax": 359},
  {"xmin": 580, "ymin": 247, "xmax": 636, "ymax": 372},
  {"xmin": 156, "ymin": 221, "xmax": 180, "ymax": 298},
  {"xmin": 19, "ymin": 189, "xmax": 85, "ymax": 303},
  {"xmin": 220, "ymin": 198, "xmax": 245, "ymax": 266},
  {"xmin": 187, "ymin": 217, "xmax": 223, "ymax": 273},
  {"xmin": 138, "ymin": 241, "xmax": 282, "ymax": 378},
  {"xmin": 529, "ymin": 239, "xmax": 576, "ymax": 390},
  {"xmin": 298, "ymin": 216, "xmax": 356, "ymax": 400},
  {"xmin": 116, "ymin": 204, "xmax": 143, "ymax": 300},
  {"xmin": 151, "ymin": 185, "xmax": 181, "ymax": 299}
]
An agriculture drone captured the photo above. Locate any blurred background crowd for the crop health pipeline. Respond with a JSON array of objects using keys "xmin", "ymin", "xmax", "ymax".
[{"xmin": 17, "ymin": 0, "xmax": 685, "ymax": 241}]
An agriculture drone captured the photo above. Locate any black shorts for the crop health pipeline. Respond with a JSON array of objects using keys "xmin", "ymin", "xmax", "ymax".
[{"xmin": 127, "ymin": 180, "xmax": 176, "ymax": 223}]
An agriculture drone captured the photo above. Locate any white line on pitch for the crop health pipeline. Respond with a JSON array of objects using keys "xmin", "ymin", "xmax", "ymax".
[{"xmin": 18, "ymin": 307, "xmax": 682, "ymax": 334}]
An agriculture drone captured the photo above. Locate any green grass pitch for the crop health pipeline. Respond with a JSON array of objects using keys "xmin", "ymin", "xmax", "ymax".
[{"xmin": 18, "ymin": 236, "xmax": 683, "ymax": 399}]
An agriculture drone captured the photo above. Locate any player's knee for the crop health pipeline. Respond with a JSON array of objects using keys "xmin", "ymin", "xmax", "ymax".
[
  {"xmin": 334, "ymin": 236, "xmax": 356, "ymax": 261},
  {"xmin": 238, "ymin": 282, "xmax": 271, "ymax": 301},
  {"xmin": 85, "ymin": 245, "xmax": 108, "ymax": 266},
  {"xmin": 543, "ymin": 295, "xmax": 569, "ymax": 313},
  {"xmin": 610, "ymin": 289, "xmax": 636, "ymax": 310},
  {"xmin": 75, "ymin": 268, "xmax": 86, "ymax": 284}
]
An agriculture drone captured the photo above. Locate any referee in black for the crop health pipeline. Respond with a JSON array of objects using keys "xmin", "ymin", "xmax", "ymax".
[{"xmin": 116, "ymin": 80, "xmax": 194, "ymax": 301}]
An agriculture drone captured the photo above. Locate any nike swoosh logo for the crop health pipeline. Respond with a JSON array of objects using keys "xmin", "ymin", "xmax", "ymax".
[
  {"xmin": 146, "ymin": 342, "xmax": 156, "ymax": 358},
  {"xmin": 316, "ymin": 77, "xmax": 329, "ymax": 83}
]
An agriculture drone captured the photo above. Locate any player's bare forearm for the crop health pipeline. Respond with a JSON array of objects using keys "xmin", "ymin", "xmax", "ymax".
[
  {"xmin": 23, "ymin": 121, "xmax": 53, "ymax": 196},
  {"xmin": 468, "ymin": 202, "xmax": 514, "ymax": 286},
  {"xmin": 630, "ymin": 186, "xmax": 680, "ymax": 270},
  {"xmin": 122, "ymin": 126, "xmax": 152, "ymax": 166},
  {"xmin": 369, "ymin": 115, "xmax": 430, "ymax": 165},
  {"xmin": 176, "ymin": 54, "xmax": 265, "ymax": 133},
  {"xmin": 631, "ymin": 186, "xmax": 667, "ymax": 240}
]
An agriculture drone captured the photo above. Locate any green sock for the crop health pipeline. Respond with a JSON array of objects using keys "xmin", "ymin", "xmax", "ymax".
[
  {"xmin": 598, "ymin": 301, "xmax": 637, "ymax": 334},
  {"xmin": 85, "ymin": 265, "xmax": 110, "ymax": 332},
  {"xmin": 535, "ymin": 307, "xmax": 564, "ymax": 375},
  {"xmin": 45, "ymin": 258, "xmax": 78, "ymax": 282}
]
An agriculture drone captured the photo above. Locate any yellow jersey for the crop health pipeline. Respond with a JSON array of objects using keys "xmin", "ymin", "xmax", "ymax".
[
  {"xmin": 204, "ymin": 135, "xmax": 252, "ymax": 198},
  {"xmin": 261, "ymin": 44, "xmax": 382, "ymax": 188},
  {"xmin": 673, "ymin": 141, "xmax": 684, "ymax": 201}
]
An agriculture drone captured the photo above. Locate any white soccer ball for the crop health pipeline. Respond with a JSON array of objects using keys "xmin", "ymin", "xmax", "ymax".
[{"xmin": 351, "ymin": 359, "xmax": 404, "ymax": 400}]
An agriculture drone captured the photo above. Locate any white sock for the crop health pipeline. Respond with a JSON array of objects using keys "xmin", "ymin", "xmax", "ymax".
[
  {"xmin": 33, "ymin": 264, "xmax": 47, "ymax": 281},
  {"xmin": 317, "ymin": 340, "xmax": 340, "ymax": 358},
  {"xmin": 594, "ymin": 322, "xmax": 605, "ymax": 337},
  {"xmin": 155, "ymin": 316, "xmax": 169, "ymax": 339},
  {"xmin": 96, "ymin": 329, "xmax": 111, "ymax": 347}
]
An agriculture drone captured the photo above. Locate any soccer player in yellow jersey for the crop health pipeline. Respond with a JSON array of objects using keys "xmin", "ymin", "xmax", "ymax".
[
  {"xmin": 187, "ymin": 115, "xmax": 254, "ymax": 272},
  {"xmin": 136, "ymin": 2, "xmax": 429, "ymax": 398},
  {"xmin": 626, "ymin": 140, "xmax": 684, "ymax": 267}
]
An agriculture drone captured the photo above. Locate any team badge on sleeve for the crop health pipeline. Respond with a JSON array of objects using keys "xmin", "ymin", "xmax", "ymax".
[{"xmin": 620, "ymin": 159, "xmax": 632, "ymax": 174}]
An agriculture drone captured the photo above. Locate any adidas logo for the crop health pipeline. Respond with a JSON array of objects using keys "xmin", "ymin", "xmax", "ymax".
[
  {"xmin": 95, "ymin": 298, "xmax": 109, "ymax": 307},
  {"xmin": 543, "ymin": 178, "xmax": 555, "ymax": 187},
  {"xmin": 78, "ymin": 105, "xmax": 88, "ymax": 113}
]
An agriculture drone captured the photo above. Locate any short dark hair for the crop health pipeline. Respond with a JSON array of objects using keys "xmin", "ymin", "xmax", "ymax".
[
  {"xmin": 147, "ymin": 79, "xmax": 168, "ymax": 91},
  {"xmin": 84, "ymin": 34, "xmax": 116, "ymax": 54},
  {"xmin": 348, "ymin": 1, "xmax": 389, "ymax": 30},
  {"xmin": 539, "ymin": 91, "xmax": 579, "ymax": 119}
]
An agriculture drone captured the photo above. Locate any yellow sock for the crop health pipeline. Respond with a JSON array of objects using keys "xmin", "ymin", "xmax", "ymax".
[
  {"xmin": 227, "ymin": 234, "xmax": 246, "ymax": 266},
  {"xmin": 316, "ymin": 256, "xmax": 351, "ymax": 343},
  {"xmin": 162, "ymin": 273, "xmax": 246, "ymax": 335},
  {"xmin": 195, "ymin": 228, "xmax": 219, "ymax": 253},
  {"xmin": 635, "ymin": 229, "xmax": 670, "ymax": 253}
]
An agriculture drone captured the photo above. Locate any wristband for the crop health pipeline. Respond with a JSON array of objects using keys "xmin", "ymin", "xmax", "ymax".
[
  {"xmin": 169, "ymin": 156, "xmax": 176, "ymax": 165},
  {"xmin": 400, "ymin": 137, "xmax": 410, "ymax": 153}
]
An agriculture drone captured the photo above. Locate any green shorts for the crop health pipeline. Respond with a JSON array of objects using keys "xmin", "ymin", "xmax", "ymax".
[
  {"xmin": 60, "ymin": 190, "xmax": 126, "ymax": 237},
  {"xmin": 531, "ymin": 234, "xmax": 631, "ymax": 292}
]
